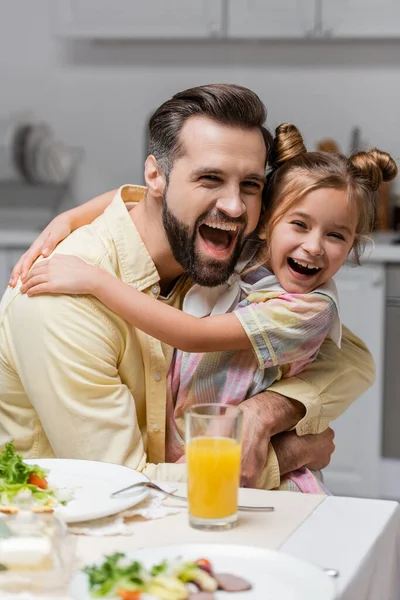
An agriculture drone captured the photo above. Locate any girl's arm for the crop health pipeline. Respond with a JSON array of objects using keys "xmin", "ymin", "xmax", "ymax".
[
  {"xmin": 20, "ymin": 255, "xmax": 251, "ymax": 354},
  {"xmin": 9, "ymin": 189, "xmax": 117, "ymax": 286},
  {"xmin": 63, "ymin": 189, "xmax": 118, "ymax": 231},
  {"xmin": 20, "ymin": 255, "xmax": 336, "ymax": 360}
]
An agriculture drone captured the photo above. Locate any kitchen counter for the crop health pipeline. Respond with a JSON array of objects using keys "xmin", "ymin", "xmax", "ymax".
[
  {"xmin": 362, "ymin": 232, "xmax": 400, "ymax": 264},
  {"xmin": 0, "ymin": 229, "xmax": 40, "ymax": 248}
]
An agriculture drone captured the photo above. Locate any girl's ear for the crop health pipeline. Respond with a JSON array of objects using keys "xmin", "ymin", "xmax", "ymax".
[
  {"xmin": 144, "ymin": 155, "xmax": 166, "ymax": 199},
  {"xmin": 257, "ymin": 209, "xmax": 268, "ymax": 240},
  {"xmin": 258, "ymin": 226, "xmax": 267, "ymax": 241}
]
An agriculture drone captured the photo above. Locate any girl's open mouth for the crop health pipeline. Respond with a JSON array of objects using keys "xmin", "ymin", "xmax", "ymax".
[{"xmin": 287, "ymin": 257, "xmax": 322, "ymax": 277}]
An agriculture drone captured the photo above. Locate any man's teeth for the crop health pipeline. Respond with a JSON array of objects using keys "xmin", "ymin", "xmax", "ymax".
[{"xmin": 203, "ymin": 222, "xmax": 238, "ymax": 232}]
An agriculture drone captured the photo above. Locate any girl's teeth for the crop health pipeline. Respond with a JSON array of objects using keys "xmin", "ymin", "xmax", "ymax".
[{"xmin": 294, "ymin": 259, "xmax": 315, "ymax": 269}]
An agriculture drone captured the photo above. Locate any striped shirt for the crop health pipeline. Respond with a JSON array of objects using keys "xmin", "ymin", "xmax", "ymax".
[{"xmin": 165, "ymin": 266, "xmax": 339, "ymax": 461}]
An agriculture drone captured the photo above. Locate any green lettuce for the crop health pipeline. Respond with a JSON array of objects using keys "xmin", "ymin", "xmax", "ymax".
[
  {"xmin": 0, "ymin": 442, "xmax": 47, "ymax": 484},
  {"xmin": 0, "ymin": 441, "xmax": 53, "ymax": 504}
]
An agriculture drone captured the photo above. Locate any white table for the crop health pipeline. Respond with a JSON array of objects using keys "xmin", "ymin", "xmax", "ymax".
[
  {"xmin": 6, "ymin": 490, "xmax": 400, "ymax": 600},
  {"xmin": 282, "ymin": 495, "xmax": 400, "ymax": 600},
  {"xmin": 67, "ymin": 489, "xmax": 400, "ymax": 600}
]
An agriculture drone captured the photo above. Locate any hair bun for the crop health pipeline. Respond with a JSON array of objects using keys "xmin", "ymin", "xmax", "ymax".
[
  {"xmin": 350, "ymin": 148, "xmax": 398, "ymax": 191},
  {"xmin": 268, "ymin": 123, "xmax": 307, "ymax": 170}
]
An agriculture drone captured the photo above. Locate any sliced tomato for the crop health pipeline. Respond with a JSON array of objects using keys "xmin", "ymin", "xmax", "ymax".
[
  {"xmin": 195, "ymin": 558, "xmax": 213, "ymax": 573},
  {"xmin": 116, "ymin": 590, "xmax": 142, "ymax": 600},
  {"xmin": 28, "ymin": 473, "xmax": 48, "ymax": 489}
]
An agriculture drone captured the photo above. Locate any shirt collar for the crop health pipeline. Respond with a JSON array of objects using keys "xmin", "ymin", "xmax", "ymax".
[{"xmin": 103, "ymin": 185, "xmax": 160, "ymax": 291}]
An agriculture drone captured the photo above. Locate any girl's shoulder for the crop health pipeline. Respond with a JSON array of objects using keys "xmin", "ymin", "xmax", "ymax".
[{"xmin": 241, "ymin": 264, "xmax": 274, "ymax": 286}]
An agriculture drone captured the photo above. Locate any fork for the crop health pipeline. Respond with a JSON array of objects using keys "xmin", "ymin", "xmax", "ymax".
[{"xmin": 110, "ymin": 481, "xmax": 275, "ymax": 512}]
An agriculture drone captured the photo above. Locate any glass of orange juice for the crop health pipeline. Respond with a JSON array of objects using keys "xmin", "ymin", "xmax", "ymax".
[{"xmin": 185, "ymin": 404, "xmax": 242, "ymax": 531}]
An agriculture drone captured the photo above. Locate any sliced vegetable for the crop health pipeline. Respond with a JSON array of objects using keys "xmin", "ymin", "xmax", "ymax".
[
  {"xmin": 176, "ymin": 564, "xmax": 217, "ymax": 592},
  {"xmin": 28, "ymin": 473, "xmax": 48, "ymax": 489},
  {"xmin": 117, "ymin": 590, "xmax": 143, "ymax": 600},
  {"xmin": 83, "ymin": 553, "xmax": 146, "ymax": 598},
  {"xmin": 147, "ymin": 574, "xmax": 187, "ymax": 600},
  {"xmin": 0, "ymin": 441, "xmax": 71, "ymax": 508},
  {"xmin": 84, "ymin": 554, "xmax": 252, "ymax": 599},
  {"xmin": 194, "ymin": 559, "xmax": 213, "ymax": 575},
  {"xmin": 0, "ymin": 442, "xmax": 47, "ymax": 485}
]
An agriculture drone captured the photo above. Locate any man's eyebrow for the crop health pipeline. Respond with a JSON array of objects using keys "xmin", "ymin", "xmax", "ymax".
[
  {"xmin": 246, "ymin": 173, "xmax": 267, "ymax": 183},
  {"xmin": 190, "ymin": 167, "xmax": 266, "ymax": 183},
  {"xmin": 190, "ymin": 167, "xmax": 224, "ymax": 178}
]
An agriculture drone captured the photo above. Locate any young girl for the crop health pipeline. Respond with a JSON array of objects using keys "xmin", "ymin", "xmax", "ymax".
[{"xmin": 18, "ymin": 124, "xmax": 397, "ymax": 493}]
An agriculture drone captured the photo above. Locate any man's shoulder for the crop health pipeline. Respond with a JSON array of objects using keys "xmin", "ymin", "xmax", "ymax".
[
  {"xmin": 54, "ymin": 218, "xmax": 113, "ymax": 269},
  {"xmin": 0, "ymin": 220, "xmax": 116, "ymax": 324}
]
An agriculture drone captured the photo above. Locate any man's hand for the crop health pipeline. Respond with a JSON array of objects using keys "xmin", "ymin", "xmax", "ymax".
[
  {"xmin": 240, "ymin": 400, "xmax": 272, "ymax": 487},
  {"xmin": 305, "ymin": 427, "xmax": 335, "ymax": 471},
  {"xmin": 273, "ymin": 427, "xmax": 335, "ymax": 475},
  {"xmin": 239, "ymin": 391, "xmax": 306, "ymax": 487}
]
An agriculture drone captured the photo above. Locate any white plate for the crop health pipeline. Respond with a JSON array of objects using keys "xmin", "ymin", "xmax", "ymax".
[
  {"xmin": 69, "ymin": 543, "xmax": 336, "ymax": 600},
  {"xmin": 24, "ymin": 459, "xmax": 149, "ymax": 523}
]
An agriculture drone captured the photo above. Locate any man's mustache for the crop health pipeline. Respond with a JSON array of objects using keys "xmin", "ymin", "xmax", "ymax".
[{"xmin": 196, "ymin": 211, "xmax": 247, "ymax": 228}]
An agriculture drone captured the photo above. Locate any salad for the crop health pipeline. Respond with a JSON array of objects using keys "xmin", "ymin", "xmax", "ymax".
[
  {"xmin": 0, "ymin": 442, "xmax": 72, "ymax": 508},
  {"xmin": 83, "ymin": 553, "xmax": 252, "ymax": 599}
]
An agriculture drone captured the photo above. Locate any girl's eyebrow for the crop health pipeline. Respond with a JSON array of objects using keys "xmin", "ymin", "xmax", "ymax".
[
  {"xmin": 332, "ymin": 223, "xmax": 354, "ymax": 235},
  {"xmin": 287, "ymin": 210, "xmax": 309, "ymax": 220},
  {"xmin": 289, "ymin": 210, "xmax": 354, "ymax": 235}
]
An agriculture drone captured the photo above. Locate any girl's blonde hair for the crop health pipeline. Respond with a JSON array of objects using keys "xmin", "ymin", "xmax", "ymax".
[{"xmin": 259, "ymin": 123, "xmax": 398, "ymax": 266}]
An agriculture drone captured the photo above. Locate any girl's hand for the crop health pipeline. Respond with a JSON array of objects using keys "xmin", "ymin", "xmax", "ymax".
[
  {"xmin": 9, "ymin": 213, "xmax": 73, "ymax": 287},
  {"xmin": 20, "ymin": 254, "xmax": 98, "ymax": 297}
]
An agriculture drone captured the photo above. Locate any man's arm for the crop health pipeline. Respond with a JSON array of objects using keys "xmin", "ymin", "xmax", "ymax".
[
  {"xmin": 269, "ymin": 325, "xmax": 375, "ymax": 435},
  {"xmin": 239, "ymin": 326, "xmax": 374, "ymax": 488},
  {"xmin": 272, "ymin": 428, "xmax": 336, "ymax": 475},
  {"xmin": 239, "ymin": 391, "xmax": 305, "ymax": 487},
  {"xmin": 3, "ymin": 290, "xmax": 186, "ymax": 481}
]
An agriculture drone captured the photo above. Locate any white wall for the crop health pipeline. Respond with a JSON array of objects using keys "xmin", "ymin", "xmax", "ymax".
[{"xmin": 2, "ymin": 0, "xmax": 400, "ymax": 203}]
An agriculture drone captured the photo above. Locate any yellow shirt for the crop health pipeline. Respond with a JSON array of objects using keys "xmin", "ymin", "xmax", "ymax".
[{"xmin": 0, "ymin": 186, "xmax": 375, "ymax": 489}]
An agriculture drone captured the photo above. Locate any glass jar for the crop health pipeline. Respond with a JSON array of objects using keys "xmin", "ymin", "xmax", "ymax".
[{"xmin": 0, "ymin": 508, "xmax": 75, "ymax": 593}]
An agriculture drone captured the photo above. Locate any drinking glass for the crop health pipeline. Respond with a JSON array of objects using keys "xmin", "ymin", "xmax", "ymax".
[{"xmin": 185, "ymin": 404, "xmax": 242, "ymax": 530}]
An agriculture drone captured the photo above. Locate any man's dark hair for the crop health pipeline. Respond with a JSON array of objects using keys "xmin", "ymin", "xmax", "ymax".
[{"xmin": 148, "ymin": 83, "xmax": 273, "ymax": 177}]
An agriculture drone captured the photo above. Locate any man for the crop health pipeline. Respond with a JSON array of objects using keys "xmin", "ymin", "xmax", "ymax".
[{"xmin": 0, "ymin": 84, "xmax": 374, "ymax": 488}]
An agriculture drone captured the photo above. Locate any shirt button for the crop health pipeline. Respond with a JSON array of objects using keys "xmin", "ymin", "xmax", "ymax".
[
  {"xmin": 153, "ymin": 372, "xmax": 161, "ymax": 381},
  {"xmin": 303, "ymin": 423, "xmax": 310, "ymax": 433},
  {"xmin": 151, "ymin": 423, "xmax": 160, "ymax": 432},
  {"xmin": 151, "ymin": 284, "xmax": 160, "ymax": 295},
  {"xmin": 131, "ymin": 282, "xmax": 139, "ymax": 289}
]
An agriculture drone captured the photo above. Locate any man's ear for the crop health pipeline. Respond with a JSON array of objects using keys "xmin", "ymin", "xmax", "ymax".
[{"xmin": 144, "ymin": 155, "xmax": 166, "ymax": 199}]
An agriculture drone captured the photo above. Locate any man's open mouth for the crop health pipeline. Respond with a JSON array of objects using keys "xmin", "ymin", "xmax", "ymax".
[
  {"xmin": 287, "ymin": 257, "xmax": 322, "ymax": 276},
  {"xmin": 198, "ymin": 222, "xmax": 240, "ymax": 254}
]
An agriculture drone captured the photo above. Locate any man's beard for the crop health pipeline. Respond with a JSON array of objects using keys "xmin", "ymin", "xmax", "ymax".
[{"xmin": 162, "ymin": 196, "xmax": 246, "ymax": 287}]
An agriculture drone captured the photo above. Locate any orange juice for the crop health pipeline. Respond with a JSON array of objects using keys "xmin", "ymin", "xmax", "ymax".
[{"xmin": 187, "ymin": 436, "xmax": 241, "ymax": 519}]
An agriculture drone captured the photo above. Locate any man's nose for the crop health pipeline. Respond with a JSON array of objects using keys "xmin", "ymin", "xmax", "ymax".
[{"xmin": 215, "ymin": 190, "xmax": 245, "ymax": 219}]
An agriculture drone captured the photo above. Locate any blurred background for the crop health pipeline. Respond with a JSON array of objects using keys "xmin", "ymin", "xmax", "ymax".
[{"xmin": 1, "ymin": 0, "xmax": 400, "ymax": 501}]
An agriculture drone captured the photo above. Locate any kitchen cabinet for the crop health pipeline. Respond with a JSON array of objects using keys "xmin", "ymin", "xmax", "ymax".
[
  {"xmin": 323, "ymin": 263, "xmax": 386, "ymax": 498},
  {"xmin": 321, "ymin": 0, "xmax": 400, "ymax": 38},
  {"xmin": 226, "ymin": 0, "xmax": 317, "ymax": 39},
  {"xmin": 54, "ymin": 0, "xmax": 224, "ymax": 39},
  {"xmin": 227, "ymin": 0, "xmax": 400, "ymax": 40},
  {"xmin": 55, "ymin": 0, "xmax": 400, "ymax": 41}
]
